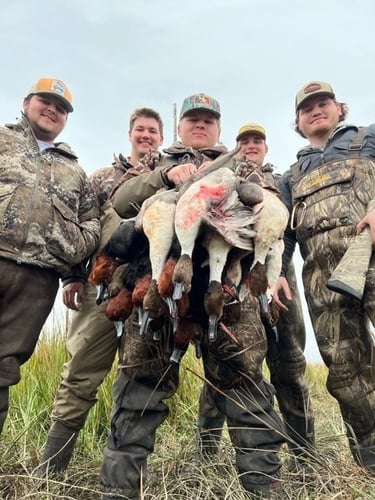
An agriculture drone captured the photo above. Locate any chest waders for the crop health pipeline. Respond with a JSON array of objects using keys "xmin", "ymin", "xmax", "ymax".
[{"xmin": 290, "ymin": 128, "xmax": 375, "ymax": 470}]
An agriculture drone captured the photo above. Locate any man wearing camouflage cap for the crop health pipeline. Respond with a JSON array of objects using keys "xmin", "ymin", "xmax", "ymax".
[
  {"xmin": 274, "ymin": 80, "xmax": 375, "ymax": 471},
  {"xmin": 100, "ymin": 93, "xmax": 285, "ymax": 498},
  {"xmin": 110, "ymin": 93, "xmax": 226, "ymax": 217},
  {"xmin": 0, "ymin": 77, "xmax": 100, "ymax": 436}
]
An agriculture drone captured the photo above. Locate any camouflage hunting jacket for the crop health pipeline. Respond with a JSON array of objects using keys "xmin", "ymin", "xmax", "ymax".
[
  {"xmin": 232, "ymin": 157, "xmax": 281, "ymax": 193},
  {"xmin": 89, "ymin": 154, "xmax": 131, "ymax": 209},
  {"xmin": 0, "ymin": 115, "xmax": 100, "ymax": 278},
  {"xmin": 112, "ymin": 141, "xmax": 228, "ymax": 218},
  {"xmin": 63, "ymin": 153, "xmax": 154, "ymax": 284},
  {"xmin": 278, "ymin": 122, "xmax": 375, "ymax": 275}
]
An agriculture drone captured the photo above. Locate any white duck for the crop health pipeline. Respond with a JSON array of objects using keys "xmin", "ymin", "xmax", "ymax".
[
  {"xmin": 172, "ymin": 150, "xmax": 263, "ymax": 300},
  {"xmin": 249, "ymin": 188, "xmax": 289, "ymax": 293}
]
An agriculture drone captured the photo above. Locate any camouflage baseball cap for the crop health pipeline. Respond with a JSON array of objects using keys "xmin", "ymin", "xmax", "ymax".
[
  {"xmin": 295, "ymin": 81, "xmax": 335, "ymax": 112},
  {"xmin": 179, "ymin": 93, "xmax": 221, "ymax": 119},
  {"xmin": 27, "ymin": 77, "xmax": 74, "ymax": 112},
  {"xmin": 236, "ymin": 123, "xmax": 266, "ymax": 141}
]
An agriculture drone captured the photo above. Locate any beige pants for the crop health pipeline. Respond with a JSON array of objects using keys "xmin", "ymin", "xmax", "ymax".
[{"xmin": 52, "ymin": 282, "xmax": 120, "ymax": 429}]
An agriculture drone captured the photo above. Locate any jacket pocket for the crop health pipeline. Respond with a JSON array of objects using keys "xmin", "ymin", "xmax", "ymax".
[
  {"xmin": 0, "ymin": 184, "xmax": 16, "ymax": 229},
  {"xmin": 46, "ymin": 195, "xmax": 86, "ymax": 265}
]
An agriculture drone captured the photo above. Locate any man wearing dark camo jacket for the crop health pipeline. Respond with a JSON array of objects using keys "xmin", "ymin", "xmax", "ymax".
[
  {"xmin": 38, "ymin": 108, "xmax": 164, "ymax": 474},
  {"xmin": 274, "ymin": 80, "xmax": 375, "ymax": 471},
  {"xmin": 198, "ymin": 122, "xmax": 315, "ymax": 471},
  {"xmin": 100, "ymin": 94, "xmax": 285, "ymax": 499},
  {"xmin": 0, "ymin": 77, "xmax": 100, "ymax": 437}
]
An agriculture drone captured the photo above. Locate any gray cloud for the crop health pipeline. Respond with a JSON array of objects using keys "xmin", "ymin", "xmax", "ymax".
[{"xmin": 2, "ymin": 0, "xmax": 375, "ymax": 362}]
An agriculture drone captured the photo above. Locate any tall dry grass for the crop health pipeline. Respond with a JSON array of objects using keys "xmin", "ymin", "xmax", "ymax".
[{"xmin": 1, "ymin": 324, "xmax": 375, "ymax": 499}]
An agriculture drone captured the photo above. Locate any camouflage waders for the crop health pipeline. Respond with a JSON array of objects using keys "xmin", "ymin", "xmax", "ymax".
[
  {"xmin": 266, "ymin": 262, "xmax": 315, "ymax": 460},
  {"xmin": 198, "ymin": 262, "xmax": 315, "ymax": 461},
  {"xmin": 100, "ymin": 292, "xmax": 285, "ymax": 498},
  {"xmin": 292, "ymin": 155, "xmax": 375, "ymax": 469}
]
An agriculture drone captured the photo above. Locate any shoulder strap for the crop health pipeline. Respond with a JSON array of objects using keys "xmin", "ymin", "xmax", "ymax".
[
  {"xmin": 290, "ymin": 161, "xmax": 299, "ymax": 182},
  {"xmin": 348, "ymin": 126, "xmax": 367, "ymax": 157}
]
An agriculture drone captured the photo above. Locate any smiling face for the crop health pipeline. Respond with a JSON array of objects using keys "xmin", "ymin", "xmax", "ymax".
[
  {"xmin": 129, "ymin": 116, "xmax": 164, "ymax": 162},
  {"xmin": 296, "ymin": 95, "xmax": 343, "ymax": 146},
  {"xmin": 178, "ymin": 110, "xmax": 221, "ymax": 149},
  {"xmin": 23, "ymin": 94, "xmax": 68, "ymax": 142},
  {"xmin": 238, "ymin": 133, "xmax": 268, "ymax": 166}
]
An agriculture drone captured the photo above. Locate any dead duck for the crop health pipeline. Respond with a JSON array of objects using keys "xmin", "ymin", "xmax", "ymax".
[{"xmin": 105, "ymin": 287, "xmax": 133, "ymax": 337}]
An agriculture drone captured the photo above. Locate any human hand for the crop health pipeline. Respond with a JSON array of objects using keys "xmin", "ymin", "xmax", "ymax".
[
  {"xmin": 62, "ymin": 282, "xmax": 85, "ymax": 310},
  {"xmin": 357, "ymin": 208, "xmax": 375, "ymax": 247},
  {"xmin": 166, "ymin": 162, "xmax": 198, "ymax": 186},
  {"xmin": 272, "ymin": 276, "xmax": 292, "ymax": 312}
]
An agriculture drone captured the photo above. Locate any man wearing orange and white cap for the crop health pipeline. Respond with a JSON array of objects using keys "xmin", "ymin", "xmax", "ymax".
[{"xmin": 0, "ymin": 77, "xmax": 100, "ymax": 436}]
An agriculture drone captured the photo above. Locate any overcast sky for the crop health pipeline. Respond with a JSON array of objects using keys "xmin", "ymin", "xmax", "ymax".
[{"xmin": 2, "ymin": 0, "xmax": 375, "ymax": 362}]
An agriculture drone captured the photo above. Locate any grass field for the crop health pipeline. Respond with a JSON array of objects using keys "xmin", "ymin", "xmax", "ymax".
[{"xmin": 1, "ymin": 323, "xmax": 375, "ymax": 499}]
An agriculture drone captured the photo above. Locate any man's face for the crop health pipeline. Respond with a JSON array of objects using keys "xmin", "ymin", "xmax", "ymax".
[
  {"xmin": 238, "ymin": 134, "xmax": 268, "ymax": 166},
  {"xmin": 23, "ymin": 94, "xmax": 68, "ymax": 142},
  {"xmin": 178, "ymin": 110, "xmax": 221, "ymax": 149},
  {"xmin": 129, "ymin": 116, "xmax": 163, "ymax": 160},
  {"xmin": 297, "ymin": 95, "xmax": 342, "ymax": 140}
]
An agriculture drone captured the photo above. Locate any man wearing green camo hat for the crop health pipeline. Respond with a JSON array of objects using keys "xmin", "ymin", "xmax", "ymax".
[{"xmin": 100, "ymin": 93, "xmax": 285, "ymax": 499}]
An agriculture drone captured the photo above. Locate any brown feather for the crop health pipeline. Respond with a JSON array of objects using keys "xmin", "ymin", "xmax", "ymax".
[
  {"xmin": 88, "ymin": 254, "xmax": 121, "ymax": 285},
  {"xmin": 105, "ymin": 288, "xmax": 133, "ymax": 321}
]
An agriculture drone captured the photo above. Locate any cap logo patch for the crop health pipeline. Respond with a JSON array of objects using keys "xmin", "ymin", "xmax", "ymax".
[
  {"xmin": 304, "ymin": 83, "xmax": 322, "ymax": 95},
  {"xmin": 50, "ymin": 79, "xmax": 66, "ymax": 97},
  {"xmin": 194, "ymin": 94, "xmax": 211, "ymax": 106}
]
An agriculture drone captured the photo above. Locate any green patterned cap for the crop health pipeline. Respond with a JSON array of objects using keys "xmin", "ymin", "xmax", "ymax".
[{"xmin": 179, "ymin": 93, "xmax": 221, "ymax": 119}]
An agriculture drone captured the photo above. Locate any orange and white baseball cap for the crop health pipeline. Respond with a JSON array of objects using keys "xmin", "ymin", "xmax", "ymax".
[{"xmin": 27, "ymin": 77, "xmax": 73, "ymax": 112}]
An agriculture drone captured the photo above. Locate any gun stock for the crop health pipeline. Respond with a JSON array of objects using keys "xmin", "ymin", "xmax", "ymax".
[{"xmin": 327, "ymin": 228, "xmax": 372, "ymax": 300}]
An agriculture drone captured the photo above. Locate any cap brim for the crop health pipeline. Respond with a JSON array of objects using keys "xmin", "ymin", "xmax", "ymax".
[
  {"xmin": 181, "ymin": 108, "xmax": 220, "ymax": 119},
  {"xmin": 296, "ymin": 91, "xmax": 335, "ymax": 112},
  {"xmin": 29, "ymin": 91, "xmax": 73, "ymax": 113},
  {"xmin": 236, "ymin": 131, "xmax": 266, "ymax": 142}
]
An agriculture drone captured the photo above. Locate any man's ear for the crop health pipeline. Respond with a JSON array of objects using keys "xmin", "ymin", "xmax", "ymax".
[{"xmin": 22, "ymin": 97, "xmax": 30, "ymax": 112}]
